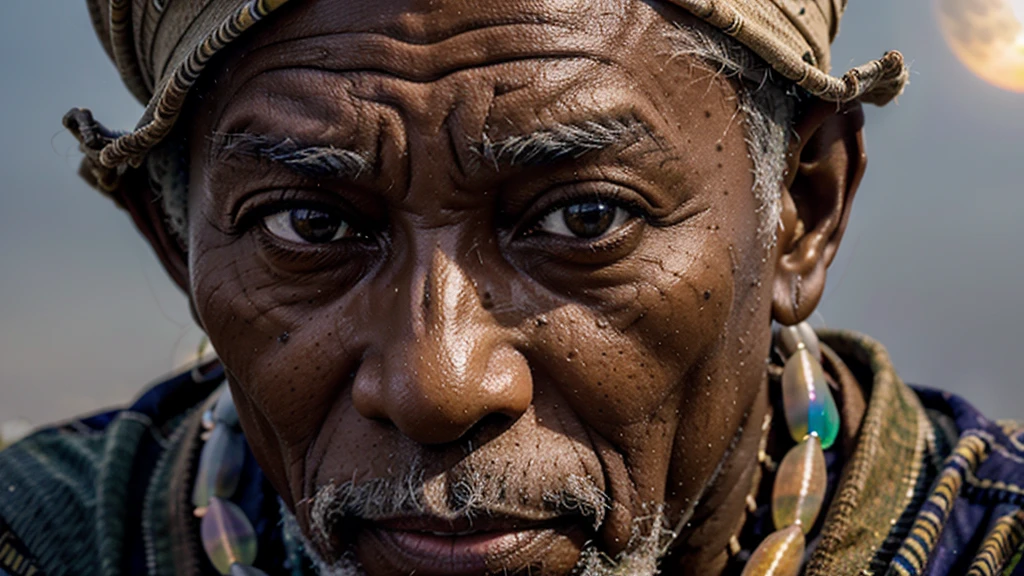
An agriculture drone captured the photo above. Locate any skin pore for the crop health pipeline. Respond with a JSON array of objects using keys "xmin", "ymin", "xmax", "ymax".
[{"xmin": 166, "ymin": 0, "xmax": 866, "ymax": 573}]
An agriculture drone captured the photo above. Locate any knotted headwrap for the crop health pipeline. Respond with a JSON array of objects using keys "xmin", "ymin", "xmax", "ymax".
[{"xmin": 67, "ymin": 0, "xmax": 908, "ymax": 258}]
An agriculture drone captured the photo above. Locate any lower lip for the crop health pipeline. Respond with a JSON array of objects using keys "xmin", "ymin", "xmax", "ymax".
[{"xmin": 367, "ymin": 525, "xmax": 561, "ymax": 575}]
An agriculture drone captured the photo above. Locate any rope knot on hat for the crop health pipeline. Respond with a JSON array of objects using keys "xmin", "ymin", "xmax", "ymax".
[{"xmin": 62, "ymin": 108, "xmax": 124, "ymax": 195}]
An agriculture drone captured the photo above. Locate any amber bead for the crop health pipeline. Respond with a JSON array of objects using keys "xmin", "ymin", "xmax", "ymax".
[
  {"xmin": 740, "ymin": 524, "xmax": 806, "ymax": 576},
  {"xmin": 772, "ymin": 435, "xmax": 827, "ymax": 532},
  {"xmin": 201, "ymin": 497, "xmax": 258, "ymax": 574}
]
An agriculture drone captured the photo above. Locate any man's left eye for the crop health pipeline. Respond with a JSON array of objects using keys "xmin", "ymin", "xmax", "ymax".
[
  {"xmin": 263, "ymin": 207, "xmax": 353, "ymax": 244},
  {"xmin": 535, "ymin": 200, "xmax": 632, "ymax": 239}
]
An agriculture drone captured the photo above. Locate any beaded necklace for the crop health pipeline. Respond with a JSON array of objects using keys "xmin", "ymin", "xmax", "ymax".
[
  {"xmin": 192, "ymin": 387, "xmax": 268, "ymax": 576},
  {"xmin": 190, "ymin": 321, "xmax": 836, "ymax": 576},
  {"xmin": 738, "ymin": 322, "xmax": 840, "ymax": 576}
]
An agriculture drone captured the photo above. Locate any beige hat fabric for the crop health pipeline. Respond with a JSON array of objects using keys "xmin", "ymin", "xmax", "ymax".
[
  {"xmin": 68, "ymin": 0, "xmax": 908, "ymax": 191},
  {"xmin": 672, "ymin": 0, "xmax": 908, "ymax": 104}
]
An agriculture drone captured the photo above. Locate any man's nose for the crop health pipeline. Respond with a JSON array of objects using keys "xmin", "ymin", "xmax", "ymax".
[{"xmin": 351, "ymin": 249, "xmax": 532, "ymax": 444}]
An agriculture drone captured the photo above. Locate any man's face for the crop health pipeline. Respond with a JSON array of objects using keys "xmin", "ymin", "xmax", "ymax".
[{"xmin": 186, "ymin": 0, "xmax": 777, "ymax": 573}]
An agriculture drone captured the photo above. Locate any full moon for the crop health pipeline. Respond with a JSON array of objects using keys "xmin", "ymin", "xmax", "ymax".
[{"xmin": 936, "ymin": 0, "xmax": 1024, "ymax": 92}]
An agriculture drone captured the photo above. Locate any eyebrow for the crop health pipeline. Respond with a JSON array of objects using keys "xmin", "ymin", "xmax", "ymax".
[
  {"xmin": 212, "ymin": 132, "xmax": 370, "ymax": 180},
  {"xmin": 471, "ymin": 116, "xmax": 649, "ymax": 169}
]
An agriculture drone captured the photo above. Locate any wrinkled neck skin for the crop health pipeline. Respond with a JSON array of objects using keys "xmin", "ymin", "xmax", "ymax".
[{"xmin": 182, "ymin": 0, "xmax": 786, "ymax": 574}]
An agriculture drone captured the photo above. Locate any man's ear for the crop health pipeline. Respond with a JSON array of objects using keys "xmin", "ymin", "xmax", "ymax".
[
  {"xmin": 771, "ymin": 99, "xmax": 867, "ymax": 326},
  {"xmin": 114, "ymin": 167, "xmax": 191, "ymax": 292}
]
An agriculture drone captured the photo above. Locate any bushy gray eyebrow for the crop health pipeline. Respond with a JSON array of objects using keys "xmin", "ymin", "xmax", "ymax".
[
  {"xmin": 213, "ymin": 132, "xmax": 370, "ymax": 180},
  {"xmin": 471, "ymin": 116, "xmax": 649, "ymax": 169}
]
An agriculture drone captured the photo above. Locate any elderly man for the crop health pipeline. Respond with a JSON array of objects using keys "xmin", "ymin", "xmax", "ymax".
[{"xmin": 1, "ymin": 0, "xmax": 1023, "ymax": 575}]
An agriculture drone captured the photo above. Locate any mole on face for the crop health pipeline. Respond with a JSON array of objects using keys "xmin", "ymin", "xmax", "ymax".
[{"xmin": 185, "ymin": 0, "xmax": 777, "ymax": 573}]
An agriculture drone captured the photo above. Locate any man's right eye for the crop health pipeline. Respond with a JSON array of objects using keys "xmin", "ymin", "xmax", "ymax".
[{"xmin": 262, "ymin": 207, "xmax": 354, "ymax": 244}]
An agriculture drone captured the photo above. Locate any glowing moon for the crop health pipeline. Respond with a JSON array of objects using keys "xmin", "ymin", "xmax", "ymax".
[{"xmin": 936, "ymin": 0, "xmax": 1024, "ymax": 92}]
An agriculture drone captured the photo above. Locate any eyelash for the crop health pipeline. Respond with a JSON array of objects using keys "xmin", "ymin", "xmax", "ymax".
[
  {"xmin": 233, "ymin": 183, "xmax": 650, "ymax": 249},
  {"xmin": 233, "ymin": 190, "xmax": 355, "ymax": 235},
  {"xmin": 232, "ymin": 190, "xmax": 301, "ymax": 231},
  {"xmin": 518, "ymin": 190, "xmax": 647, "ymax": 238}
]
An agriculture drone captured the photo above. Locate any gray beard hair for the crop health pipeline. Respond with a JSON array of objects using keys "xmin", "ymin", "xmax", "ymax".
[{"xmin": 280, "ymin": 466, "xmax": 679, "ymax": 576}]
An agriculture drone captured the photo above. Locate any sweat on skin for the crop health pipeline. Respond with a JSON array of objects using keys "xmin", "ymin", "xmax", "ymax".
[{"xmin": 134, "ymin": 0, "xmax": 869, "ymax": 574}]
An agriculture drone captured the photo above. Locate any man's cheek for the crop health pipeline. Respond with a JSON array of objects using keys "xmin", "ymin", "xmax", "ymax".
[
  {"xmin": 191, "ymin": 253, "xmax": 326, "ymax": 436},
  {"xmin": 582, "ymin": 236, "xmax": 736, "ymax": 370}
]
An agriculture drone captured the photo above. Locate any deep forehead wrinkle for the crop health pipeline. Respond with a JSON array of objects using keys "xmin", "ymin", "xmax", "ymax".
[
  {"xmin": 243, "ymin": 0, "xmax": 638, "ymax": 51},
  {"xmin": 220, "ymin": 2, "xmax": 652, "ymax": 89},
  {"xmin": 234, "ymin": 37, "xmax": 612, "ymax": 86},
  {"xmin": 251, "ymin": 12, "xmax": 575, "ymax": 50}
]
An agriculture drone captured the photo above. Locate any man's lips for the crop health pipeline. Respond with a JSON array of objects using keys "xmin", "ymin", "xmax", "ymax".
[{"xmin": 359, "ymin": 515, "xmax": 581, "ymax": 575}]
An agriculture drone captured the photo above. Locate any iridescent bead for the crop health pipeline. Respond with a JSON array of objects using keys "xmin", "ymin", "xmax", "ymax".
[
  {"xmin": 777, "ymin": 322, "xmax": 821, "ymax": 362},
  {"xmin": 230, "ymin": 564, "xmax": 270, "ymax": 576},
  {"xmin": 772, "ymin": 435, "xmax": 827, "ymax": 532},
  {"xmin": 740, "ymin": 524, "xmax": 806, "ymax": 576},
  {"xmin": 192, "ymin": 425, "xmax": 245, "ymax": 510},
  {"xmin": 213, "ymin": 387, "xmax": 240, "ymax": 428},
  {"xmin": 201, "ymin": 409, "xmax": 216, "ymax": 431},
  {"xmin": 201, "ymin": 498, "xmax": 258, "ymax": 575},
  {"xmin": 782, "ymin": 348, "xmax": 840, "ymax": 449}
]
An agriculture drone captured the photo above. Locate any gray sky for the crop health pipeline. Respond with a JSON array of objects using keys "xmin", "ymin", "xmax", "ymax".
[{"xmin": 1, "ymin": 1, "xmax": 1022, "ymax": 426}]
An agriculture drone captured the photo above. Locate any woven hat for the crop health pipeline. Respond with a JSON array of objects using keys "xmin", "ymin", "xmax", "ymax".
[{"xmin": 67, "ymin": 0, "xmax": 907, "ymax": 193}]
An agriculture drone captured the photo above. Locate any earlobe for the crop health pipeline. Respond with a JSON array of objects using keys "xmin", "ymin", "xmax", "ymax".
[{"xmin": 771, "ymin": 100, "xmax": 867, "ymax": 326}]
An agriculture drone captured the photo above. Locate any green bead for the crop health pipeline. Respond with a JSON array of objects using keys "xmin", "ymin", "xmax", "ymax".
[
  {"xmin": 772, "ymin": 435, "xmax": 827, "ymax": 532},
  {"xmin": 741, "ymin": 525, "xmax": 805, "ymax": 576},
  {"xmin": 201, "ymin": 498, "xmax": 258, "ymax": 574},
  {"xmin": 782, "ymin": 348, "xmax": 840, "ymax": 449}
]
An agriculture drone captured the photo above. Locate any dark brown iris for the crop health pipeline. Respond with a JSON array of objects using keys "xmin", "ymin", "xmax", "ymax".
[
  {"xmin": 563, "ymin": 202, "xmax": 617, "ymax": 238},
  {"xmin": 290, "ymin": 208, "xmax": 344, "ymax": 243}
]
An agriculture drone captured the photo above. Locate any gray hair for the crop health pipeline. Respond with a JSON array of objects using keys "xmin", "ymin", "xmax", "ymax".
[
  {"xmin": 664, "ymin": 20, "xmax": 799, "ymax": 248},
  {"xmin": 148, "ymin": 21, "xmax": 798, "ymax": 249}
]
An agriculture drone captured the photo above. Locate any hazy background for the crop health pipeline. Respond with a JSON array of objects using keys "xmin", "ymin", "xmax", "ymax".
[{"xmin": 1, "ymin": 1, "xmax": 1021, "ymax": 428}]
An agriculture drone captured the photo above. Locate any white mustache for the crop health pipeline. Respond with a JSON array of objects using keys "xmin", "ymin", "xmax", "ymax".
[
  {"xmin": 302, "ymin": 463, "xmax": 678, "ymax": 576},
  {"xmin": 308, "ymin": 466, "xmax": 609, "ymax": 544},
  {"xmin": 292, "ymin": 491, "xmax": 673, "ymax": 576}
]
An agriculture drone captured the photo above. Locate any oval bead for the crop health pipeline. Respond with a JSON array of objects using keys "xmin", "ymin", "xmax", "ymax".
[
  {"xmin": 201, "ymin": 498, "xmax": 258, "ymax": 574},
  {"xmin": 782, "ymin": 348, "xmax": 840, "ymax": 449},
  {"xmin": 777, "ymin": 323, "xmax": 821, "ymax": 362},
  {"xmin": 740, "ymin": 524, "xmax": 806, "ymax": 576},
  {"xmin": 213, "ymin": 387, "xmax": 240, "ymax": 428},
  {"xmin": 772, "ymin": 435, "xmax": 827, "ymax": 532},
  {"xmin": 192, "ymin": 425, "xmax": 245, "ymax": 509}
]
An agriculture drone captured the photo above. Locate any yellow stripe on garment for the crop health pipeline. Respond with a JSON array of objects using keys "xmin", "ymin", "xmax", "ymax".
[
  {"xmin": 967, "ymin": 509, "xmax": 1024, "ymax": 576},
  {"xmin": 889, "ymin": 434, "xmax": 991, "ymax": 575}
]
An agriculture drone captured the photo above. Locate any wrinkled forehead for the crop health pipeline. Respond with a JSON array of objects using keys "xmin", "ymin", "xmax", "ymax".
[
  {"xmin": 231, "ymin": 0, "xmax": 665, "ymax": 64},
  {"xmin": 193, "ymin": 0, "xmax": 723, "ymax": 143}
]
